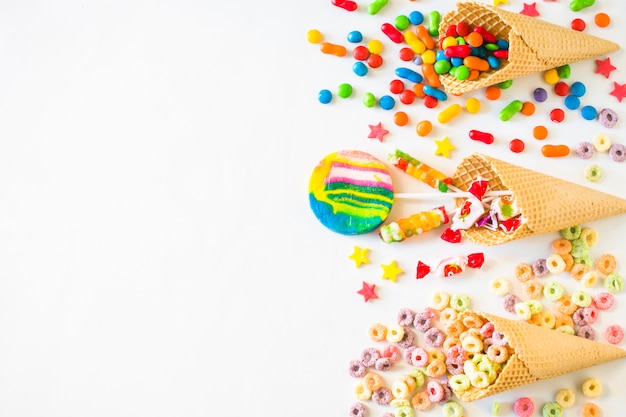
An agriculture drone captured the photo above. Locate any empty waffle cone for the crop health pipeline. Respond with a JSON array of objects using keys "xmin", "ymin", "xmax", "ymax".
[
  {"xmin": 454, "ymin": 311, "xmax": 626, "ymax": 402},
  {"xmin": 439, "ymin": 1, "xmax": 620, "ymax": 95},
  {"xmin": 452, "ymin": 153, "xmax": 626, "ymax": 245}
]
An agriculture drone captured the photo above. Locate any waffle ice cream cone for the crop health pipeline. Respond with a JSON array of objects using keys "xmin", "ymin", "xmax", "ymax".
[
  {"xmin": 452, "ymin": 153, "xmax": 626, "ymax": 245},
  {"xmin": 454, "ymin": 311, "xmax": 626, "ymax": 402},
  {"xmin": 439, "ymin": 1, "xmax": 620, "ymax": 95}
]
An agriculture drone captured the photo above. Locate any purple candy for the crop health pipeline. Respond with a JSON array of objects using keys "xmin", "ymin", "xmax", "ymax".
[{"xmin": 533, "ymin": 87, "xmax": 548, "ymax": 102}]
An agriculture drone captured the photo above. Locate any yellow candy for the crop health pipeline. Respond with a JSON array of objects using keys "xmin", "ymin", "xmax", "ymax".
[
  {"xmin": 404, "ymin": 31, "xmax": 426, "ymax": 54},
  {"xmin": 306, "ymin": 29, "xmax": 323, "ymax": 44},
  {"xmin": 465, "ymin": 97, "xmax": 481, "ymax": 114},
  {"xmin": 421, "ymin": 49, "xmax": 436, "ymax": 64},
  {"xmin": 441, "ymin": 35, "xmax": 458, "ymax": 49},
  {"xmin": 544, "ymin": 68, "xmax": 560, "ymax": 84},
  {"xmin": 367, "ymin": 39, "xmax": 384, "ymax": 54},
  {"xmin": 438, "ymin": 103, "xmax": 463, "ymax": 123}
]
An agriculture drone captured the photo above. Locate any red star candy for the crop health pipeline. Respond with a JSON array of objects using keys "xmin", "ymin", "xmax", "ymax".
[
  {"xmin": 610, "ymin": 82, "xmax": 626, "ymax": 103},
  {"xmin": 367, "ymin": 122, "xmax": 389, "ymax": 142},
  {"xmin": 520, "ymin": 2, "xmax": 540, "ymax": 16},
  {"xmin": 356, "ymin": 281, "xmax": 378, "ymax": 302},
  {"xmin": 596, "ymin": 57, "xmax": 617, "ymax": 78}
]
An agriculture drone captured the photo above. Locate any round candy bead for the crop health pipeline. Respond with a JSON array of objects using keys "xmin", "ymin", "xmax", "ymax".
[
  {"xmin": 416, "ymin": 120, "xmax": 433, "ymax": 136},
  {"xmin": 571, "ymin": 18, "xmax": 586, "ymax": 31},
  {"xmin": 465, "ymin": 97, "xmax": 481, "ymax": 114},
  {"xmin": 389, "ymin": 79, "xmax": 405, "ymax": 94},
  {"xmin": 550, "ymin": 108, "xmax": 565, "ymax": 123},
  {"xmin": 379, "ymin": 95, "xmax": 395, "ymax": 110},
  {"xmin": 423, "ymin": 95, "xmax": 438, "ymax": 108},
  {"xmin": 509, "ymin": 138, "xmax": 525, "ymax": 153},
  {"xmin": 367, "ymin": 39, "xmax": 384, "ymax": 54},
  {"xmin": 399, "ymin": 47, "xmax": 414, "ymax": 61},
  {"xmin": 570, "ymin": 81, "xmax": 586, "ymax": 97},
  {"xmin": 544, "ymin": 68, "xmax": 560, "ymax": 84},
  {"xmin": 554, "ymin": 82, "xmax": 569, "ymax": 96},
  {"xmin": 594, "ymin": 12, "xmax": 611, "ymax": 28},
  {"xmin": 557, "ymin": 64, "xmax": 571, "ymax": 79},
  {"xmin": 485, "ymin": 85, "xmax": 501, "ymax": 100},
  {"xmin": 395, "ymin": 15, "xmax": 411, "ymax": 31},
  {"xmin": 347, "ymin": 30, "xmax": 363, "ymax": 43},
  {"xmin": 581, "ymin": 105, "xmax": 597, "ymax": 120},
  {"xmin": 338, "ymin": 83, "xmax": 353, "ymax": 98},
  {"xmin": 353, "ymin": 45, "xmax": 370, "ymax": 61},
  {"xmin": 363, "ymin": 92, "xmax": 376, "ymax": 107},
  {"xmin": 353, "ymin": 61, "xmax": 368, "ymax": 76},
  {"xmin": 533, "ymin": 87, "xmax": 548, "ymax": 102},
  {"xmin": 394, "ymin": 111, "xmax": 409, "ymax": 126},
  {"xmin": 399, "ymin": 89, "xmax": 415, "ymax": 105},
  {"xmin": 408, "ymin": 10, "xmax": 424, "ymax": 25},
  {"xmin": 521, "ymin": 101, "xmax": 535, "ymax": 116},
  {"xmin": 307, "ymin": 29, "xmax": 323, "ymax": 44},
  {"xmin": 367, "ymin": 53, "xmax": 383, "ymax": 68},
  {"xmin": 564, "ymin": 95, "xmax": 580, "ymax": 110},
  {"xmin": 318, "ymin": 89, "xmax": 332, "ymax": 104}
]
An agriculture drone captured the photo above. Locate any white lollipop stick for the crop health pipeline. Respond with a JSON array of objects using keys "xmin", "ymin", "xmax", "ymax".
[{"xmin": 394, "ymin": 190, "xmax": 512, "ymax": 200}]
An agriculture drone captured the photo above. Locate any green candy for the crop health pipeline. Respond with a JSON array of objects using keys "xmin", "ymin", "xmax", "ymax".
[
  {"xmin": 362, "ymin": 92, "xmax": 376, "ymax": 108},
  {"xmin": 498, "ymin": 79, "xmax": 513, "ymax": 89},
  {"xmin": 454, "ymin": 65, "xmax": 470, "ymax": 80},
  {"xmin": 395, "ymin": 15, "xmax": 410, "ymax": 31},
  {"xmin": 557, "ymin": 64, "xmax": 571, "ymax": 79},
  {"xmin": 337, "ymin": 83, "xmax": 353, "ymax": 99},
  {"xmin": 427, "ymin": 10, "xmax": 441, "ymax": 36},
  {"xmin": 499, "ymin": 100, "xmax": 523, "ymax": 121},
  {"xmin": 367, "ymin": 0, "xmax": 388, "ymax": 15},
  {"xmin": 434, "ymin": 60, "xmax": 452, "ymax": 74}
]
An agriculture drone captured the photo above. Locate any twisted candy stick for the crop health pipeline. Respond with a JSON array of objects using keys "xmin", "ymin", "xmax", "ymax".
[
  {"xmin": 387, "ymin": 149, "xmax": 452, "ymax": 192},
  {"xmin": 379, "ymin": 206, "xmax": 449, "ymax": 243}
]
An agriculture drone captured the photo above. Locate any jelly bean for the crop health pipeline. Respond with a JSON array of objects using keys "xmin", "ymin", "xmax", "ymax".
[
  {"xmin": 580, "ymin": 105, "xmax": 597, "ymax": 120},
  {"xmin": 550, "ymin": 108, "xmax": 565, "ymax": 123},
  {"xmin": 399, "ymin": 47, "xmax": 415, "ymax": 61},
  {"xmin": 338, "ymin": 83, "xmax": 353, "ymax": 98},
  {"xmin": 415, "ymin": 25, "xmax": 435, "ymax": 49},
  {"xmin": 318, "ymin": 89, "xmax": 332, "ymax": 104},
  {"xmin": 465, "ymin": 97, "xmax": 481, "ymax": 114},
  {"xmin": 423, "ymin": 85, "xmax": 447, "ymax": 101},
  {"xmin": 509, "ymin": 138, "xmax": 525, "ymax": 153},
  {"xmin": 404, "ymin": 31, "xmax": 426, "ymax": 54},
  {"xmin": 542, "ymin": 144, "xmax": 570, "ymax": 157},
  {"xmin": 493, "ymin": 49, "xmax": 508, "ymax": 59},
  {"xmin": 487, "ymin": 55, "xmax": 501, "ymax": 69},
  {"xmin": 496, "ymin": 39, "xmax": 509, "ymax": 50},
  {"xmin": 444, "ymin": 45, "xmax": 472, "ymax": 58},
  {"xmin": 367, "ymin": 40, "xmax": 383, "ymax": 54},
  {"xmin": 434, "ymin": 60, "xmax": 452, "ymax": 74},
  {"xmin": 594, "ymin": 12, "xmax": 610, "ymax": 28},
  {"xmin": 409, "ymin": 11, "xmax": 424, "ymax": 25},
  {"xmin": 332, "ymin": 0, "xmax": 358, "ymax": 12},
  {"xmin": 396, "ymin": 67, "xmax": 423, "ymax": 83},
  {"xmin": 570, "ymin": 81, "xmax": 586, "ymax": 97},
  {"xmin": 469, "ymin": 130, "xmax": 494, "ymax": 144},
  {"xmin": 381, "ymin": 23, "xmax": 404, "ymax": 43},
  {"xmin": 473, "ymin": 26, "xmax": 497, "ymax": 43},
  {"xmin": 395, "ymin": 15, "xmax": 411, "ymax": 31},
  {"xmin": 437, "ymin": 103, "xmax": 462, "ymax": 124},
  {"xmin": 422, "ymin": 63, "xmax": 441, "ymax": 88},
  {"xmin": 498, "ymin": 79, "xmax": 513, "ymax": 89},
  {"xmin": 363, "ymin": 92, "xmax": 376, "ymax": 107},
  {"xmin": 463, "ymin": 56, "xmax": 490, "ymax": 71},
  {"xmin": 320, "ymin": 42, "xmax": 347, "ymax": 57},
  {"xmin": 557, "ymin": 64, "xmax": 571, "ymax": 79},
  {"xmin": 533, "ymin": 125, "xmax": 548, "ymax": 140},
  {"xmin": 416, "ymin": 120, "xmax": 433, "ymax": 136},
  {"xmin": 571, "ymin": 18, "xmax": 586, "ymax": 31},
  {"xmin": 570, "ymin": 0, "xmax": 594, "ymax": 12},
  {"xmin": 353, "ymin": 45, "xmax": 370, "ymax": 61},
  {"xmin": 554, "ymin": 82, "xmax": 569, "ymax": 96},
  {"xmin": 368, "ymin": 0, "xmax": 388, "ymax": 15},
  {"xmin": 347, "ymin": 30, "xmax": 363, "ymax": 43},
  {"xmin": 427, "ymin": 11, "xmax": 441, "ymax": 37},
  {"xmin": 399, "ymin": 89, "xmax": 415, "ymax": 105},
  {"xmin": 394, "ymin": 111, "xmax": 409, "ymax": 126},
  {"xmin": 353, "ymin": 61, "xmax": 368, "ymax": 76},
  {"xmin": 468, "ymin": 70, "xmax": 480, "ymax": 80},
  {"xmin": 307, "ymin": 29, "xmax": 323, "ymax": 44},
  {"xmin": 499, "ymin": 100, "xmax": 523, "ymax": 121},
  {"xmin": 564, "ymin": 95, "xmax": 580, "ymax": 110},
  {"xmin": 367, "ymin": 53, "xmax": 383, "ymax": 68},
  {"xmin": 484, "ymin": 43, "xmax": 499, "ymax": 51},
  {"xmin": 533, "ymin": 87, "xmax": 548, "ymax": 102},
  {"xmin": 544, "ymin": 68, "xmax": 560, "ymax": 84},
  {"xmin": 389, "ymin": 79, "xmax": 405, "ymax": 94},
  {"xmin": 379, "ymin": 95, "xmax": 395, "ymax": 110}
]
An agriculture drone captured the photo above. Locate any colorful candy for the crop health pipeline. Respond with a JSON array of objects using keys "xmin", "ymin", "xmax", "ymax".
[
  {"xmin": 388, "ymin": 149, "xmax": 452, "ymax": 192},
  {"xmin": 379, "ymin": 206, "xmax": 449, "ymax": 243},
  {"xmin": 416, "ymin": 253, "xmax": 485, "ymax": 278},
  {"xmin": 381, "ymin": 22, "xmax": 403, "ymax": 43},
  {"xmin": 320, "ymin": 41, "xmax": 347, "ymax": 57},
  {"xmin": 438, "ymin": 103, "xmax": 462, "ymax": 124},
  {"xmin": 367, "ymin": 0, "xmax": 388, "ymax": 15},
  {"xmin": 469, "ymin": 130, "xmax": 494, "ymax": 144},
  {"xmin": 542, "ymin": 144, "xmax": 570, "ymax": 158},
  {"xmin": 499, "ymin": 100, "xmax": 523, "ymax": 121},
  {"xmin": 332, "ymin": 0, "xmax": 357, "ymax": 12}
]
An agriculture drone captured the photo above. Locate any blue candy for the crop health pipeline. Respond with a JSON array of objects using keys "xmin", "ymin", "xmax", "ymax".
[
  {"xmin": 318, "ymin": 89, "xmax": 332, "ymax": 104},
  {"xmin": 347, "ymin": 30, "xmax": 363, "ymax": 43},
  {"xmin": 487, "ymin": 55, "xmax": 501, "ymax": 69},
  {"xmin": 423, "ymin": 85, "xmax": 447, "ymax": 101},
  {"xmin": 408, "ymin": 10, "xmax": 424, "ymax": 25},
  {"xmin": 564, "ymin": 95, "xmax": 580, "ymax": 110},
  {"xmin": 581, "ymin": 105, "xmax": 597, "ymax": 120},
  {"xmin": 395, "ymin": 67, "xmax": 423, "ymax": 83},
  {"xmin": 570, "ymin": 81, "xmax": 587, "ymax": 97},
  {"xmin": 353, "ymin": 61, "xmax": 368, "ymax": 77},
  {"xmin": 378, "ymin": 95, "xmax": 396, "ymax": 110}
]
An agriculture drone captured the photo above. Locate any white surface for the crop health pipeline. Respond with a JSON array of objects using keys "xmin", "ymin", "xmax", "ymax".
[{"xmin": 0, "ymin": 0, "xmax": 626, "ymax": 416}]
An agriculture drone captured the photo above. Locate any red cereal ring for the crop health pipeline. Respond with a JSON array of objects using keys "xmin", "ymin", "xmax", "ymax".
[
  {"xmin": 514, "ymin": 397, "xmax": 535, "ymax": 417},
  {"xmin": 605, "ymin": 324, "xmax": 624, "ymax": 344}
]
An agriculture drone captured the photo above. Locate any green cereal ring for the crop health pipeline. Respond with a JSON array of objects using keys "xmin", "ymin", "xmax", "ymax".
[
  {"xmin": 584, "ymin": 164, "xmax": 603, "ymax": 182},
  {"xmin": 570, "ymin": 238, "xmax": 589, "ymax": 258},
  {"xmin": 450, "ymin": 293, "xmax": 471, "ymax": 312},
  {"xmin": 579, "ymin": 227, "xmax": 599, "ymax": 247},
  {"xmin": 442, "ymin": 400, "xmax": 464, "ymax": 417},
  {"xmin": 543, "ymin": 281, "xmax": 565, "ymax": 301},
  {"xmin": 542, "ymin": 401, "xmax": 563, "ymax": 417},
  {"xmin": 572, "ymin": 290, "xmax": 593, "ymax": 307},
  {"xmin": 408, "ymin": 368, "xmax": 425, "ymax": 388},
  {"xmin": 556, "ymin": 325, "xmax": 575, "ymax": 335},
  {"xmin": 393, "ymin": 404, "xmax": 414, "ymax": 417},
  {"xmin": 449, "ymin": 374, "xmax": 470, "ymax": 391},
  {"xmin": 555, "ymin": 388, "xmax": 576, "ymax": 408},
  {"xmin": 492, "ymin": 401, "xmax": 501, "ymax": 416},
  {"xmin": 527, "ymin": 299, "xmax": 543, "ymax": 314},
  {"xmin": 574, "ymin": 254, "xmax": 593, "ymax": 267},
  {"xmin": 560, "ymin": 225, "xmax": 581, "ymax": 240},
  {"xmin": 605, "ymin": 272, "xmax": 624, "ymax": 293}
]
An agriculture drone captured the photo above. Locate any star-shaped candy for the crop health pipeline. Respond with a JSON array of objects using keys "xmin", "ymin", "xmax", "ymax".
[
  {"xmin": 434, "ymin": 136, "xmax": 456, "ymax": 158},
  {"xmin": 493, "ymin": 0, "xmax": 507, "ymax": 5},
  {"xmin": 610, "ymin": 82, "xmax": 626, "ymax": 103},
  {"xmin": 380, "ymin": 260, "xmax": 403, "ymax": 282},
  {"xmin": 349, "ymin": 245, "xmax": 370, "ymax": 267},
  {"xmin": 596, "ymin": 57, "xmax": 617, "ymax": 79},
  {"xmin": 357, "ymin": 281, "xmax": 378, "ymax": 302},
  {"xmin": 520, "ymin": 2, "xmax": 540, "ymax": 16},
  {"xmin": 368, "ymin": 122, "xmax": 389, "ymax": 142}
]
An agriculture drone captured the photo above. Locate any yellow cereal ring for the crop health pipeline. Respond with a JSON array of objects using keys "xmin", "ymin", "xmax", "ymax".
[
  {"xmin": 555, "ymin": 388, "xmax": 575, "ymax": 408},
  {"xmin": 469, "ymin": 371, "xmax": 490, "ymax": 389},
  {"xmin": 429, "ymin": 291, "xmax": 451, "ymax": 310},
  {"xmin": 581, "ymin": 271, "xmax": 599, "ymax": 288},
  {"xmin": 425, "ymin": 359, "xmax": 447, "ymax": 378},
  {"xmin": 570, "ymin": 263, "xmax": 590, "ymax": 281},
  {"xmin": 363, "ymin": 371, "xmax": 383, "ymax": 391},
  {"xmin": 392, "ymin": 380, "xmax": 410, "ymax": 399},
  {"xmin": 443, "ymin": 336, "xmax": 460, "ymax": 351},
  {"xmin": 461, "ymin": 334, "xmax": 484, "ymax": 353},
  {"xmin": 580, "ymin": 227, "xmax": 599, "ymax": 247},
  {"xmin": 386, "ymin": 324, "xmax": 405, "ymax": 343},
  {"xmin": 428, "ymin": 348, "xmax": 445, "ymax": 363},
  {"xmin": 546, "ymin": 253, "xmax": 566, "ymax": 274},
  {"xmin": 440, "ymin": 307, "xmax": 458, "ymax": 325},
  {"xmin": 552, "ymin": 239, "xmax": 572, "ymax": 255},
  {"xmin": 445, "ymin": 320, "xmax": 466, "ymax": 338},
  {"xmin": 538, "ymin": 311, "xmax": 556, "ymax": 328},
  {"xmin": 490, "ymin": 276, "xmax": 510, "ymax": 296},
  {"xmin": 596, "ymin": 253, "xmax": 617, "ymax": 275},
  {"xmin": 581, "ymin": 377, "xmax": 602, "ymax": 398},
  {"xmin": 368, "ymin": 323, "xmax": 387, "ymax": 341},
  {"xmin": 515, "ymin": 302, "xmax": 532, "ymax": 320},
  {"xmin": 353, "ymin": 381, "xmax": 373, "ymax": 400},
  {"xmin": 593, "ymin": 132, "xmax": 612, "ymax": 152},
  {"xmin": 400, "ymin": 373, "xmax": 417, "ymax": 392},
  {"xmin": 514, "ymin": 262, "xmax": 533, "ymax": 282}
]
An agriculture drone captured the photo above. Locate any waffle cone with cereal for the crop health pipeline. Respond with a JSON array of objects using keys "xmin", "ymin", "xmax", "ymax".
[
  {"xmin": 453, "ymin": 311, "xmax": 626, "ymax": 402},
  {"xmin": 439, "ymin": 1, "xmax": 620, "ymax": 95},
  {"xmin": 452, "ymin": 153, "xmax": 626, "ymax": 245}
]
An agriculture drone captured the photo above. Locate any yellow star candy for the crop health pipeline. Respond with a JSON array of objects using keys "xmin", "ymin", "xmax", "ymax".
[
  {"xmin": 349, "ymin": 245, "xmax": 370, "ymax": 268},
  {"xmin": 434, "ymin": 136, "xmax": 456, "ymax": 158},
  {"xmin": 381, "ymin": 260, "xmax": 403, "ymax": 282},
  {"xmin": 493, "ymin": 0, "xmax": 507, "ymax": 5}
]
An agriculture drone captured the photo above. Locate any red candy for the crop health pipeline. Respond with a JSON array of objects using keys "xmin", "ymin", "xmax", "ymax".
[
  {"xmin": 509, "ymin": 139, "xmax": 525, "ymax": 153},
  {"xmin": 571, "ymin": 18, "xmax": 586, "ymax": 31},
  {"xmin": 445, "ymin": 24, "xmax": 458, "ymax": 38},
  {"xmin": 399, "ymin": 89, "xmax": 416, "ymax": 105},
  {"xmin": 331, "ymin": 0, "xmax": 357, "ymax": 11},
  {"xmin": 550, "ymin": 108, "xmax": 565, "ymax": 123},
  {"xmin": 440, "ymin": 227, "xmax": 462, "ymax": 243},
  {"xmin": 473, "ymin": 26, "xmax": 497, "ymax": 43},
  {"xmin": 554, "ymin": 82, "xmax": 569, "ymax": 96},
  {"xmin": 381, "ymin": 22, "xmax": 404, "ymax": 44},
  {"xmin": 367, "ymin": 53, "xmax": 383, "ymax": 68},
  {"xmin": 469, "ymin": 130, "xmax": 495, "ymax": 144},
  {"xmin": 456, "ymin": 21, "xmax": 471, "ymax": 37},
  {"xmin": 493, "ymin": 49, "xmax": 509, "ymax": 59},
  {"xmin": 423, "ymin": 95, "xmax": 439, "ymax": 108},
  {"xmin": 389, "ymin": 79, "xmax": 405, "ymax": 94},
  {"xmin": 399, "ymin": 47, "xmax": 415, "ymax": 62},
  {"xmin": 353, "ymin": 45, "xmax": 370, "ymax": 60},
  {"xmin": 444, "ymin": 45, "xmax": 472, "ymax": 58}
]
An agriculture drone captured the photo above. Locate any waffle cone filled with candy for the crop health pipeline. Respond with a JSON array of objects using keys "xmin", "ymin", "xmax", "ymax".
[
  {"xmin": 438, "ymin": 1, "xmax": 620, "ymax": 95},
  {"xmin": 452, "ymin": 153, "xmax": 626, "ymax": 245},
  {"xmin": 451, "ymin": 311, "xmax": 626, "ymax": 402}
]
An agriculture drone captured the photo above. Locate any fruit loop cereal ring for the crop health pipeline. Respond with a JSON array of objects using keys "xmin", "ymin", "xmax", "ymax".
[
  {"xmin": 605, "ymin": 324, "xmax": 625, "ymax": 344},
  {"xmin": 556, "ymin": 296, "xmax": 579, "ymax": 315},
  {"xmin": 570, "ymin": 263, "xmax": 590, "ymax": 281},
  {"xmin": 552, "ymin": 239, "xmax": 572, "ymax": 255},
  {"xmin": 592, "ymin": 133, "xmax": 612, "ymax": 152},
  {"xmin": 428, "ymin": 348, "xmax": 445, "ymax": 364},
  {"xmin": 470, "ymin": 371, "xmax": 490, "ymax": 389},
  {"xmin": 353, "ymin": 382, "xmax": 373, "ymax": 400},
  {"xmin": 426, "ymin": 359, "xmax": 447, "ymax": 378},
  {"xmin": 386, "ymin": 324, "xmax": 405, "ymax": 343},
  {"xmin": 598, "ymin": 108, "xmax": 618, "ymax": 128},
  {"xmin": 393, "ymin": 405, "xmax": 413, "ymax": 417},
  {"xmin": 573, "ymin": 308, "xmax": 588, "ymax": 326},
  {"xmin": 427, "ymin": 379, "xmax": 445, "ymax": 402},
  {"xmin": 581, "ymin": 271, "xmax": 598, "ymax": 288},
  {"xmin": 368, "ymin": 323, "xmax": 387, "ymax": 342},
  {"xmin": 580, "ymin": 227, "xmax": 599, "ymax": 247},
  {"xmin": 560, "ymin": 225, "xmax": 582, "ymax": 240},
  {"xmin": 546, "ymin": 254, "xmax": 566, "ymax": 274},
  {"xmin": 381, "ymin": 345, "xmax": 400, "ymax": 362},
  {"xmin": 449, "ymin": 374, "xmax": 470, "ymax": 391},
  {"xmin": 532, "ymin": 259, "xmax": 549, "ymax": 277},
  {"xmin": 349, "ymin": 402, "xmax": 367, "ymax": 417},
  {"xmin": 487, "ymin": 344, "xmax": 510, "ymax": 364},
  {"xmin": 360, "ymin": 347, "xmax": 381, "ymax": 366},
  {"xmin": 374, "ymin": 357, "xmax": 394, "ymax": 371},
  {"xmin": 542, "ymin": 401, "xmax": 563, "ymax": 417},
  {"xmin": 572, "ymin": 290, "xmax": 593, "ymax": 307},
  {"xmin": 514, "ymin": 262, "xmax": 533, "ymax": 282},
  {"xmin": 555, "ymin": 388, "xmax": 575, "ymax": 408},
  {"xmin": 349, "ymin": 360, "xmax": 368, "ymax": 378},
  {"xmin": 593, "ymin": 292, "xmax": 615, "ymax": 310},
  {"xmin": 400, "ymin": 373, "xmax": 417, "ymax": 393},
  {"xmin": 413, "ymin": 311, "xmax": 433, "ymax": 332},
  {"xmin": 582, "ymin": 377, "xmax": 603, "ymax": 398},
  {"xmin": 392, "ymin": 380, "xmax": 410, "ymax": 400},
  {"xmin": 397, "ymin": 308, "xmax": 415, "ymax": 327},
  {"xmin": 398, "ymin": 329, "xmax": 415, "ymax": 348},
  {"xmin": 481, "ymin": 321, "xmax": 495, "ymax": 338},
  {"xmin": 554, "ymin": 314, "xmax": 574, "ymax": 329},
  {"xmin": 411, "ymin": 347, "xmax": 429, "ymax": 368},
  {"xmin": 538, "ymin": 311, "xmax": 556, "ymax": 328},
  {"xmin": 604, "ymin": 272, "xmax": 624, "ymax": 293},
  {"xmin": 577, "ymin": 324, "xmax": 596, "ymax": 340},
  {"xmin": 490, "ymin": 276, "xmax": 510, "ymax": 296},
  {"xmin": 429, "ymin": 291, "xmax": 451, "ymax": 311},
  {"xmin": 444, "ymin": 337, "xmax": 461, "ymax": 352},
  {"xmin": 514, "ymin": 397, "xmax": 535, "ymax": 417},
  {"xmin": 609, "ymin": 143, "xmax": 626, "ymax": 162},
  {"xmin": 514, "ymin": 302, "xmax": 532, "ymax": 320},
  {"xmin": 503, "ymin": 293, "xmax": 522, "ymax": 313},
  {"xmin": 411, "ymin": 390, "xmax": 432, "ymax": 411},
  {"xmin": 408, "ymin": 368, "xmax": 425, "ymax": 389},
  {"xmin": 461, "ymin": 334, "xmax": 484, "ymax": 353},
  {"xmin": 581, "ymin": 402, "xmax": 601, "ymax": 417},
  {"xmin": 424, "ymin": 327, "xmax": 445, "ymax": 347},
  {"xmin": 362, "ymin": 371, "xmax": 383, "ymax": 391},
  {"xmin": 560, "ymin": 253, "xmax": 575, "ymax": 271},
  {"xmin": 442, "ymin": 400, "xmax": 464, "ymax": 417},
  {"xmin": 450, "ymin": 294, "xmax": 471, "ymax": 312},
  {"xmin": 575, "ymin": 141, "xmax": 595, "ymax": 159},
  {"xmin": 523, "ymin": 279, "xmax": 544, "ymax": 299},
  {"xmin": 462, "ymin": 313, "xmax": 485, "ymax": 329},
  {"xmin": 596, "ymin": 253, "xmax": 617, "ymax": 274},
  {"xmin": 372, "ymin": 387, "xmax": 392, "ymax": 405},
  {"xmin": 582, "ymin": 305, "xmax": 599, "ymax": 324},
  {"xmin": 439, "ymin": 308, "xmax": 458, "ymax": 326}
]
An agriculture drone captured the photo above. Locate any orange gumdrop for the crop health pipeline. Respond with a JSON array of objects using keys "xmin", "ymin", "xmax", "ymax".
[
  {"xmin": 533, "ymin": 125, "xmax": 548, "ymax": 140},
  {"xmin": 521, "ymin": 101, "xmax": 536, "ymax": 116},
  {"xmin": 485, "ymin": 85, "xmax": 501, "ymax": 100}
]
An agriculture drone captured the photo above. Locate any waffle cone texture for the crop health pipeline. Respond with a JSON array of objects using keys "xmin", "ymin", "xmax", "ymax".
[
  {"xmin": 439, "ymin": 1, "xmax": 620, "ymax": 95},
  {"xmin": 452, "ymin": 153, "xmax": 626, "ymax": 245},
  {"xmin": 454, "ymin": 311, "xmax": 626, "ymax": 402}
]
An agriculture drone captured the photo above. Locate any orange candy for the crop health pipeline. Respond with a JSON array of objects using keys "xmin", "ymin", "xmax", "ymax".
[
  {"xmin": 464, "ymin": 56, "xmax": 490, "ymax": 72},
  {"xmin": 542, "ymin": 144, "xmax": 570, "ymax": 157},
  {"xmin": 533, "ymin": 125, "xmax": 548, "ymax": 140},
  {"xmin": 319, "ymin": 42, "xmax": 347, "ymax": 57},
  {"xmin": 465, "ymin": 31, "xmax": 484, "ymax": 47},
  {"xmin": 521, "ymin": 101, "xmax": 535, "ymax": 116},
  {"xmin": 485, "ymin": 85, "xmax": 501, "ymax": 100},
  {"xmin": 416, "ymin": 120, "xmax": 433, "ymax": 137},
  {"xmin": 422, "ymin": 63, "xmax": 441, "ymax": 88},
  {"xmin": 594, "ymin": 12, "xmax": 611, "ymax": 28}
]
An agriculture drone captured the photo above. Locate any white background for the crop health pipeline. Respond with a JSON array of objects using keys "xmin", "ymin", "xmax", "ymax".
[{"xmin": 1, "ymin": 0, "xmax": 626, "ymax": 416}]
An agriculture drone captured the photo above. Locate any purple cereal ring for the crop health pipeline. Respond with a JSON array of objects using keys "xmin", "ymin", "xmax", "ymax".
[
  {"xmin": 360, "ymin": 347, "xmax": 380, "ymax": 367},
  {"xmin": 446, "ymin": 359, "xmax": 463, "ymax": 375},
  {"xmin": 424, "ymin": 327, "xmax": 445, "ymax": 347},
  {"xmin": 413, "ymin": 311, "xmax": 432, "ymax": 332},
  {"xmin": 609, "ymin": 143, "xmax": 626, "ymax": 162},
  {"xmin": 572, "ymin": 308, "xmax": 587, "ymax": 326},
  {"xmin": 491, "ymin": 331, "xmax": 508, "ymax": 346},
  {"xmin": 503, "ymin": 293, "xmax": 521, "ymax": 313},
  {"xmin": 575, "ymin": 141, "xmax": 595, "ymax": 159},
  {"xmin": 404, "ymin": 345, "xmax": 416, "ymax": 365},
  {"xmin": 348, "ymin": 359, "xmax": 367, "ymax": 377},
  {"xmin": 532, "ymin": 258, "xmax": 549, "ymax": 277},
  {"xmin": 349, "ymin": 402, "xmax": 366, "ymax": 417},
  {"xmin": 397, "ymin": 307, "xmax": 415, "ymax": 326},
  {"xmin": 576, "ymin": 324, "xmax": 596, "ymax": 340},
  {"xmin": 598, "ymin": 108, "xmax": 618, "ymax": 128},
  {"xmin": 374, "ymin": 357, "xmax": 394, "ymax": 371},
  {"xmin": 397, "ymin": 329, "xmax": 415, "ymax": 348},
  {"xmin": 372, "ymin": 387, "xmax": 392, "ymax": 405}
]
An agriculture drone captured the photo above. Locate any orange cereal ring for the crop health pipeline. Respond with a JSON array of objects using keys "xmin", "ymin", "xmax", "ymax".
[
  {"xmin": 538, "ymin": 311, "xmax": 556, "ymax": 328},
  {"xmin": 445, "ymin": 320, "xmax": 466, "ymax": 338},
  {"xmin": 514, "ymin": 262, "xmax": 533, "ymax": 282},
  {"xmin": 400, "ymin": 373, "xmax": 417, "ymax": 392},
  {"xmin": 363, "ymin": 371, "xmax": 383, "ymax": 391},
  {"xmin": 523, "ymin": 279, "xmax": 543, "ymax": 299},
  {"xmin": 486, "ymin": 344, "xmax": 509, "ymax": 364},
  {"xmin": 552, "ymin": 239, "xmax": 572, "ymax": 255},
  {"xmin": 368, "ymin": 323, "xmax": 387, "ymax": 341},
  {"xmin": 411, "ymin": 390, "xmax": 432, "ymax": 411},
  {"xmin": 556, "ymin": 296, "xmax": 578, "ymax": 316},
  {"xmin": 571, "ymin": 263, "xmax": 590, "ymax": 281},
  {"xmin": 560, "ymin": 253, "xmax": 574, "ymax": 271},
  {"xmin": 581, "ymin": 402, "xmax": 601, "ymax": 417},
  {"xmin": 443, "ymin": 336, "xmax": 460, "ymax": 351},
  {"xmin": 425, "ymin": 359, "xmax": 446, "ymax": 378},
  {"xmin": 554, "ymin": 314, "xmax": 574, "ymax": 329},
  {"xmin": 462, "ymin": 313, "xmax": 485, "ymax": 329},
  {"xmin": 527, "ymin": 312, "xmax": 542, "ymax": 325},
  {"xmin": 596, "ymin": 253, "xmax": 617, "ymax": 275},
  {"xmin": 439, "ymin": 307, "xmax": 458, "ymax": 324}
]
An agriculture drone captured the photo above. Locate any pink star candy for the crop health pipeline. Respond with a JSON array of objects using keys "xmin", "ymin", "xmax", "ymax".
[
  {"xmin": 596, "ymin": 57, "xmax": 617, "ymax": 79},
  {"xmin": 520, "ymin": 2, "xmax": 540, "ymax": 16},
  {"xmin": 368, "ymin": 122, "xmax": 389, "ymax": 142},
  {"xmin": 356, "ymin": 281, "xmax": 378, "ymax": 302},
  {"xmin": 610, "ymin": 82, "xmax": 626, "ymax": 103}
]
